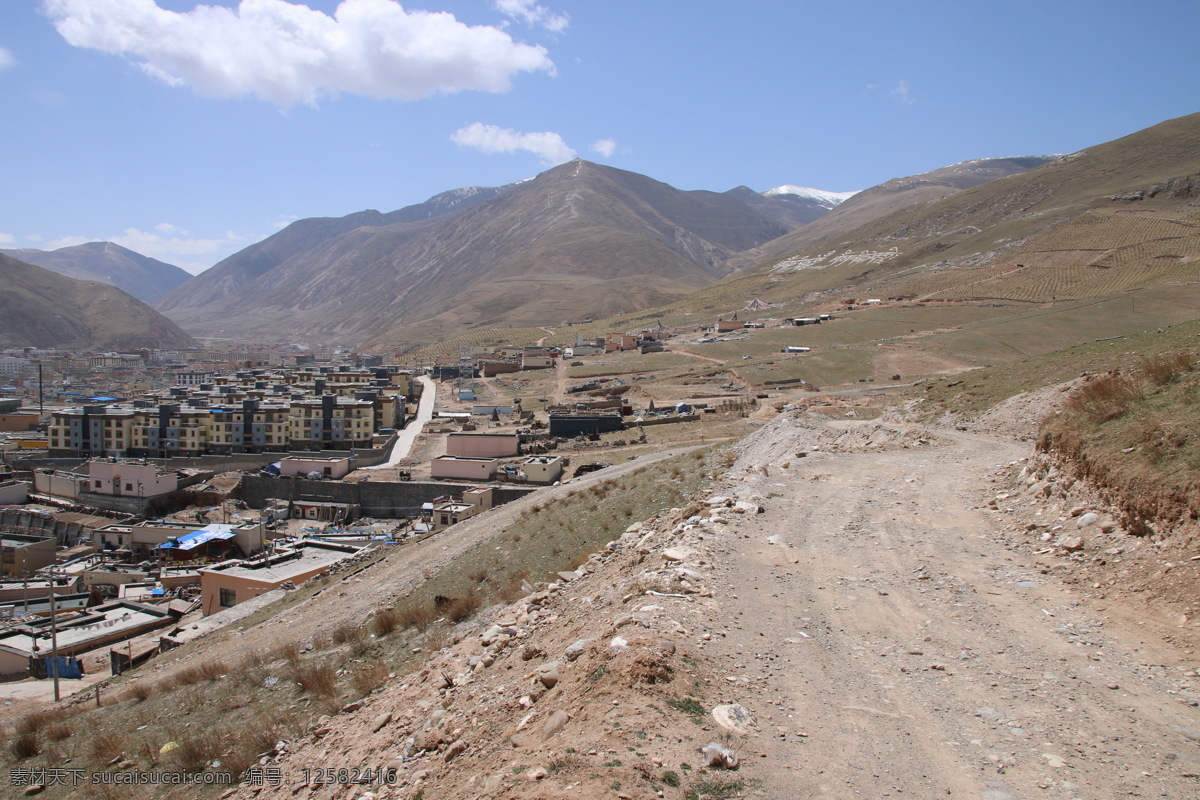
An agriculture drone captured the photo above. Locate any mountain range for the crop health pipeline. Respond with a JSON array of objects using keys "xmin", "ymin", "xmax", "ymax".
[
  {"xmin": 9, "ymin": 112, "xmax": 1198, "ymax": 354},
  {"xmin": 153, "ymin": 154, "xmax": 1060, "ymax": 348},
  {"xmin": 156, "ymin": 162, "xmax": 803, "ymax": 346}
]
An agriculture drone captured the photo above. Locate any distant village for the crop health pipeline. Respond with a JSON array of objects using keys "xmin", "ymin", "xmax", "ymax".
[{"xmin": 0, "ymin": 320, "xmax": 767, "ymax": 685}]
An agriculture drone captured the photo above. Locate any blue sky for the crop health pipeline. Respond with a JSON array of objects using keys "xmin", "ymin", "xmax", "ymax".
[{"xmin": 2, "ymin": 0, "xmax": 1198, "ymax": 275}]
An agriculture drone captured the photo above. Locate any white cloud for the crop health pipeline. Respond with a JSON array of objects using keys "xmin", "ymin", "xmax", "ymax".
[
  {"xmin": 0, "ymin": 233, "xmax": 15, "ymax": 245},
  {"xmin": 44, "ymin": 235, "xmax": 91, "ymax": 250},
  {"xmin": 0, "ymin": 47, "xmax": 15, "ymax": 71},
  {"xmin": 891, "ymin": 79, "xmax": 915, "ymax": 104},
  {"xmin": 451, "ymin": 122, "xmax": 575, "ymax": 165},
  {"xmin": 43, "ymin": 0, "xmax": 556, "ymax": 107},
  {"xmin": 589, "ymin": 138, "xmax": 617, "ymax": 157},
  {"xmin": 495, "ymin": 0, "xmax": 568, "ymax": 32}
]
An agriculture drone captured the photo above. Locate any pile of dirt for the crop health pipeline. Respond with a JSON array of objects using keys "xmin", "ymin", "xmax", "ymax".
[
  {"xmin": 730, "ymin": 410, "xmax": 939, "ymax": 468},
  {"xmin": 960, "ymin": 379, "xmax": 1083, "ymax": 441}
]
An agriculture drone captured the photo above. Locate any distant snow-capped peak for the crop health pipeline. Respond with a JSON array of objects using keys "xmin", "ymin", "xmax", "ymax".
[{"xmin": 764, "ymin": 185, "xmax": 860, "ymax": 208}]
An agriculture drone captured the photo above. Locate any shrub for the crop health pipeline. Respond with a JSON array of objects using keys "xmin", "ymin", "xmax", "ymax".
[
  {"xmin": 443, "ymin": 594, "xmax": 481, "ymax": 623},
  {"xmin": 350, "ymin": 660, "xmax": 390, "ymax": 696},
  {"xmin": 371, "ymin": 607, "xmax": 400, "ymax": 637},
  {"xmin": 9, "ymin": 732, "xmax": 39, "ymax": 759},
  {"xmin": 397, "ymin": 602, "xmax": 436, "ymax": 631},
  {"xmin": 274, "ymin": 640, "xmax": 302, "ymax": 666},
  {"xmin": 1139, "ymin": 349, "xmax": 1195, "ymax": 386},
  {"xmin": 45, "ymin": 723, "xmax": 73, "ymax": 742},
  {"xmin": 1063, "ymin": 372, "xmax": 1143, "ymax": 423},
  {"xmin": 294, "ymin": 662, "xmax": 338, "ymax": 697},
  {"xmin": 171, "ymin": 730, "xmax": 223, "ymax": 773},
  {"xmin": 125, "ymin": 682, "xmax": 155, "ymax": 702},
  {"xmin": 90, "ymin": 730, "xmax": 128, "ymax": 765},
  {"xmin": 332, "ymin": 623, "xmax": 364, "ymax": 646}
]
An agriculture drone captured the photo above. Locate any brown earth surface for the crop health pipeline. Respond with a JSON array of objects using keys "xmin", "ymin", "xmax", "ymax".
[{"xmin": 206, "ymin": 411, "xmax": 1199, "ymax": 800}]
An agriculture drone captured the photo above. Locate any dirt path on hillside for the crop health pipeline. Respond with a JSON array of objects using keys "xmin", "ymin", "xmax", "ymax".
[
  {"xmin": 675, "ymin": 347, "xmax": 726, "ymax": 366},
  {"xmin": 707, "ymin": 427, "xmax": 1200, "ymax": 799}
]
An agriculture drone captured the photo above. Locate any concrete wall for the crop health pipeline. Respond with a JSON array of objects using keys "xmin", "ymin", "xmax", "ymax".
[
  {"xmin": 430, "ymin": 457, "xmax": 498, "ymax": 481},
  {"xmin": 33, "ymin": 471, "xmax": 85, "ymax": 499},
  {"xmin": 238, "ymin": 475, "xmax": 534, "ymax": 518},
  {"xmin": 446, "ymin": 433, "xmax": 520, "ymax": 458},
  {"xmin": 0, "ymin": 480, "xmax": 29, "ymax": 505},
  {"xmin": 13, "ymin": 434, "xmax": 397, "ymax": 473}
]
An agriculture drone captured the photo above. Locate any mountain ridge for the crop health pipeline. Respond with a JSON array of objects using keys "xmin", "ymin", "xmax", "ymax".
[
  {"xmin": 1, "ymin": 241, "xmax": 193, "ymax": 305},
  {"xmin": 0, "ymin": 253, "xmax": 198, "ymax": 350}
]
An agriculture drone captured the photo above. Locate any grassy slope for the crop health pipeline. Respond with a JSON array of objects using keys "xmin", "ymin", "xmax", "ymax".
[{"xmin": 1037, "ymin": 350, "xmax": 1199, "ymax": 529}]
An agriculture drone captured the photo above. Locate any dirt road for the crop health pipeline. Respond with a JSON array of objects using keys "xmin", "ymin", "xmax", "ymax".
[{"xmin": 707, "ymin": 425, "xmax": 1200, "ymax": 799}]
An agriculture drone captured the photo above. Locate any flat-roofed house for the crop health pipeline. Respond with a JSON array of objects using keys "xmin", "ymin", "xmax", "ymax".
[{"xmin": 199, "ymin": 540, "xmax": 365, "ymax": 615}]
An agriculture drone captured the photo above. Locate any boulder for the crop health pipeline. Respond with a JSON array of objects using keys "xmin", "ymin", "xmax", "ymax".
[
  {"xmin": 663, "ymin": 547, "xmax": 694, "ymax": 562},
  {"xmin": 1058, "ymin": 536, "xmax": 1085, "ymax": 552},
  {"xmin": 712, "ymin": 703, "xmax": 757, "ymax": 736},
  {"xmin": 564, "ymin": 640, "xmax": 589, "ymax": 662},
  {"xmin": 535, "ymin": 661, "xmax": 561, "ymax": 689}
]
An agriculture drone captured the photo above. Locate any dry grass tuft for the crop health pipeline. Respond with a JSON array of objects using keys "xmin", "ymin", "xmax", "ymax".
[
  {"xmin": 294, "ymin": 662, "xmax": 338, "ymax": 697},
  {"xmin": 371, "ymin": 607, "xmax": 400, "ymax": 637},
  {"xmin": 1062, "ymin": 372, "xmax": 1143, "ymax": 423},
  {"xmin": 124, "ymin": 681, "xmax": 155, "ymax": 702},
  {"xmin": 170, "ymin": 729, "xmax": 224, "ymax": 773},
  {"xmin": 1139, "ymin": 349, "xmax": 1195, "ymax": 386},
  {"xmin": 439, "ymin": 594, "xmax": 481, "ymax": 623},
  {"xmin": 9, "ymin": 732, "xmax": 39, "ymax": 760},
  {"xmin": 90, "ymin": 730, "xmax": 128, "ymax": 765},
  {"xmin": 397, "ymin": 601, "xmax": 436, "ymax": 631},
  {"xmin": 332, "ymin": 622, "xmax": 364, "ymax": 646}
]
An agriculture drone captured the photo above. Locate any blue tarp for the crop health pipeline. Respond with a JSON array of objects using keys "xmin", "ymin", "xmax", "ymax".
[
  {"xmin": 42, "ymin": 656, "xmax": 83, "ymax": 680},
  {"xmin": 156, "ymin": 527, "xmax": 236, "ymax": 550}
]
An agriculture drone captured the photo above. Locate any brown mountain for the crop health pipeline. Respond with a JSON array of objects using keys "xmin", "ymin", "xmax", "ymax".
[
  {"xmin": 608, "ymin": 111, "xmax": 1198, "ymax": 334},
  {"xmin": 723, "ymin": 156, "xmax": 1060, "ymax": 271},
  {"xmin": 156, "ymin": 161, "xmax": 794, "ymax": 346},
  {"xmin": 0, "ymin": 253, "xmax": 197, "ymax": 350},
  {"xmin": 755, "ymin": 112, "xmax": 1200, "ymax": 298},
  {"xmin": 1, "ymin": 241, "xmax": 193, "ymax": 305}
]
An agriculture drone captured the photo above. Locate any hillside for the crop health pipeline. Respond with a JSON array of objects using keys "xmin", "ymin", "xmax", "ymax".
[
  {"xmin": 1, "ymin": 241, "xmax": 192, "ymax": 306},
  {"xmin": 0, "ymin": 253, "xmax": 197, "ymax": 350},
  {"xmin": 721, "ymin": 156, "xmax": 1059, "ymax": 271},
  {"xmin": 756, "ymin": 112, "xmax": 1200, "ymax": 303},
  {"xmin": 155, "ymin": 161, "xmax": 800, "ymax": 347}
]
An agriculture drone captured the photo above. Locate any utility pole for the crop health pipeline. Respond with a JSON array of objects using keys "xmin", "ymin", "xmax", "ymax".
[{"xmin": 48, "ymin": 567, "xmax": 60, "ymax": 702}]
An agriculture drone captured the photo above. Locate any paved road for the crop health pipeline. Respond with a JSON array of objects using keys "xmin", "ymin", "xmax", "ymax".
[{"xmin": 364, "ymin": 375, "xmax": 436, "ymax": 470}]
